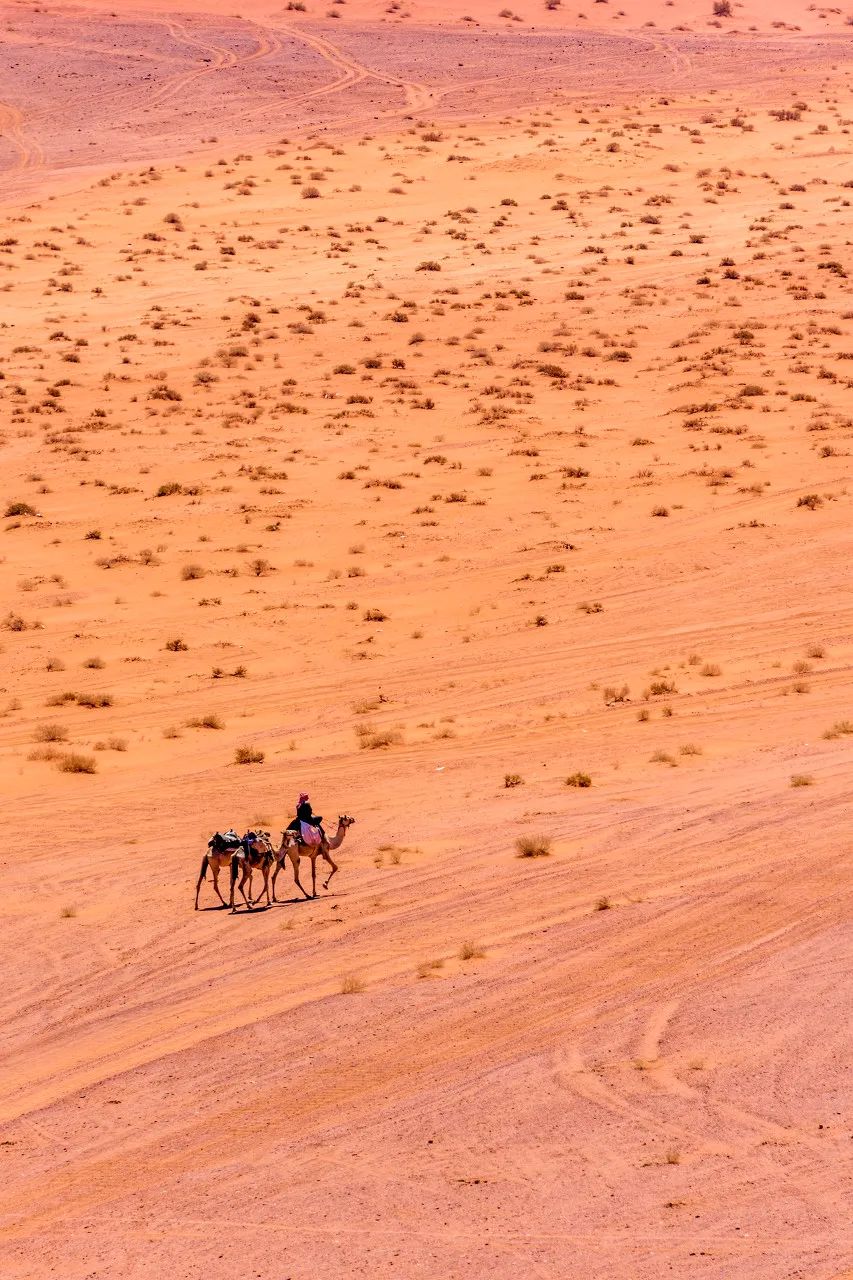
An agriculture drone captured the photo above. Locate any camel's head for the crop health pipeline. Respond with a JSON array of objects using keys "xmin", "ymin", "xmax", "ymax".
[{"xmin": 338, "ymin": 814, "xmax": 356, "ymax": 827}]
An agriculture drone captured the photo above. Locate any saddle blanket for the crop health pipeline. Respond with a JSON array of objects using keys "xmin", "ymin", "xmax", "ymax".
[{"xmin": 300, "ymin": 822, "xmax": 322, "ymax": 846}]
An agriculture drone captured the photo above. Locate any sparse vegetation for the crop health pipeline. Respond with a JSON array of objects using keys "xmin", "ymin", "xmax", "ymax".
[
  {"xmin": 57, "ymin": 752, "xmax": 97, "ymax": 774},
  {"xmin": 515, "ymin": 834, "xmax": 552, "ymax": 858},
  {"xmin": 565, "ymin": 772, "xmax": 592, "ymax": 788},
  {"xmin": 234, "ymin": 745, "xmax": 265, "ymax": 764}
]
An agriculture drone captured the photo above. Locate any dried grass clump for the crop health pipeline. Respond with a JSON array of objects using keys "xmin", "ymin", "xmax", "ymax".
[
  {"xmin": 34, "ymin": 723, "xmax": 68, "ymax": 743},
  {"xmin": 356, "ymin": 725, "xmax": 403, "ymax": 750},
  {"xmin": 504, "ymin": 773, "xmax": 524, "ymax": 788},
  {"xmin": 565, "ymin": 772, "xmax": 592, "ymax": 788},
  {"xmin": 515, "ymin": 834, "xmax": 552, "ymax": 858},
  {"xmin": 187, "ymin": 713, "xmax": 223, "ymax": 730},
  {"xmin": 790, "ymin": 774, "xmax": 814, "ymax": 787},
  {"xmin": 57, "ymin": 751, "xmax": 97, "ymax": 774},
  {"xmin": 458, "ymin": 941, "xmax": 485, "ymax": 960},
  {"xmin": 235, "ymin": 745, "xmax": 265, "ymax": 765},
  {"xmin": 340, "ymin": 974, "xmax": 365, "ymax": 994}
]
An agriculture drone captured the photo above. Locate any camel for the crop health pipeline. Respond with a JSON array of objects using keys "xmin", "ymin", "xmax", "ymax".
[
  {"xmin": 271, "ymin": 815, "xmax": 355, "ymax": 901},
  {"xmin": 195, "ymin": 832, "xmax": 275, "ymax": 912}
]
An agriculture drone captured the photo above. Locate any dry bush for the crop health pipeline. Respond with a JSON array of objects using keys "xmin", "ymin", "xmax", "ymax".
[
  {"xmin": 679, "ymin": 743, "xmax": 702, "ymax": 756},
  {"xmin": 235, "ymin": 745, "xmax": 265, "ymax": 764},
  {"xmin": 594, "ymin": 896, "xmax": 612, "ymax": 911},
  {"xmin": 5, "ymin": 501, "xmax": 37, "ymax": 517},
  {"xmin": 565, "ymin": 772, "xmax": 592, "ymax": 788},
  {"xmin": 59, "ymin": 905, "xmax": 77, "ymax": 919},
  {"xmin": 187, "ymin": 713, "xmax": 223, "ymax": 730},
  {"xmin": 35, "ymin": 723, "xmax": 68, "ymax": 743},
  {"xmin": 790, "ymin": 774, "xmax": 814, "ymax": 787},
  {"xmin": 76, "ymin": 693, "xmax": 113, "ymax": 708},
  {"xmin": 650, "ymin": 750, "xmax": 677, "ymax": 766},
  {"xmin": 823, "ymin": 720, "xmax": 853, "ymax": 740},
  {"xmin": 181, "ymin": 564, "xmax": 205, "ymax": 581},
  {"xmin": 340, "ymin": 974, "xmax": 365, "ymax": 994},
  {"xmin": 459, "ymin": 941, "xmax": 485, "ymax": 960},
  {"xmin": 165, "ymin": 638, "xmax": 188, "ymax": 652},
  {"xmin": 357, "ymin": 725, "xmax": 402, "ymax": 750},
  {"xmin": 504, "ymin": 773, "xmax": 524, "ymax": 788},
  {"xmin": 57, "ymin": 752, "xmax": 97, "ymax": 774},
  {"xmin": 700, "ymin": 664, "xmax": 721, "ymax": 678},
  {"xmin": 416, "ymin": 958, "xmax": 444, "ymax": 979},
  {"xmin": 515, "ymin": 834, "xmax": 552, "ymax": 858}
]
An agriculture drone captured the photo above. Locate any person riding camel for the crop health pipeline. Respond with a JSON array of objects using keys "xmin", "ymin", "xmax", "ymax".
[{"xmin": 288, "ymin": 793, "xmax": 325, "ymax": 845}]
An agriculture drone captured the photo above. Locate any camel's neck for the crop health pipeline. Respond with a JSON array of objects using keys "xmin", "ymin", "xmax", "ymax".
[{"xmin": 327, "ymin": 823, "xmax": 347, "ymax": 851}]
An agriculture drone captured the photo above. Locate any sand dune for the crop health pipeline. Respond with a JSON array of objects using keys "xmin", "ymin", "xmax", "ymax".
[{"xmin": 1, "ymin": 5, "xmax": 852, "ymax": 1277}]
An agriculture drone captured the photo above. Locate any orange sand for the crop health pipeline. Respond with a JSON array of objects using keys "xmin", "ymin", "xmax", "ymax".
[{"xmin": 1, "ymin": 5, "xmax": 852, "ymax": 1277}]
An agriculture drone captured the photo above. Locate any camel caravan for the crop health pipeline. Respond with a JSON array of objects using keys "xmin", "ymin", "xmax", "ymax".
[{"xmin": 195, "ymin": 792, "xmax": 355, "ymax": 913}]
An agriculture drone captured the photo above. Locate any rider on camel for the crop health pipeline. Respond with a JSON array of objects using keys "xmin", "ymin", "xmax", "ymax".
[{"xmin": 288, "ymin": 793, "xmax": 324, "ymax": 844}]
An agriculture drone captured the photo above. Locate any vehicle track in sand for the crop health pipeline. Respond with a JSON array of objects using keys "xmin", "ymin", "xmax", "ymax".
[{"xmin": 0, "ymin": 100, "xmax": 43, "ymax": 172}]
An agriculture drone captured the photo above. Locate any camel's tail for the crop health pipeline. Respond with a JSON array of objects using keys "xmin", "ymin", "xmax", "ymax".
[{"xmin": 199, "ymin": 854, "xmax": 208, "ymax": 881}]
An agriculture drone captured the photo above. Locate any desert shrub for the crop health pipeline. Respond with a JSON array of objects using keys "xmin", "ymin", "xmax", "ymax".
[
  {"xmin": 363, "ymin": 607, "xmax": 387, "ymax": 622},
  {"xmin": 594, "ymin": 896, "xmax": 612, "ymax": 911},
  {"xmin": 652, "ymin": 506, "xmax": 669, "ymax": 517},
  {"xmin": 504, "ymin": 773, "xmax": 524, "ymax": 788},
  {"xmin": 57, "ymin": 752, "xmax": 97, "ymax": 774},
  {"xmin": 187, "ymin": 713, "xmax": 223, "ymax": 729},
  {"xmin": 417, "ymin": 260, "xmax": 441, "ymax": 271},
  {"xmin": 76, "ymin": 692, "xmax": 113, "ymax": 708},
  {"xmin": 565, "ymin": 772, "xmax": 592, "ymax": 788},
  {"xmin": 155, "ymin": 482, "xmax": 183, "ymax": 497},
  {"xmin": 82, "ymin": 657, "xmax": 104, "ymax": 669},
  {"xmin": 700, "ymin": 664, "xmax": 721, "ymax": 678},
  {"xmin": 165, "ymin": 638, "xmax": 188, "ymax": 651},
  {"xmin": 338, "ymin": 973, "xmax": 366, "ymax": 995},
  {"xmin": 790, "ymin": 774, "xmax": 814, "ymax": 787},
  {"xmin": 5, "ymin": 501, "xmax": 36, "ymax": 517},
  {"xmin": 34, "ymin": 723, "xmax": 68, "ymax": 742},
  {"xmin": 357, "ymin": 726, "xmax": 402, "ymax": 750},
  {"xmin": 713, "ymin": 0, "xmax": 731, "ymax": 14},
  {"xmin": 515, "ymin": 834, "xmax": 552, "ymax": 858},
  {"xmin": 796, "ymin": 494, "xmax": 822, "ymax": 510},
  {"xmin": 302, "ymin": 185, "xmax": 321, "ymax": 199},
  {"xmin": 235, "ymin": 746, "xmax": 265, "ymax": 765},
  {"xmin": 679, "ymin": 743, "xmax": 702, "ymax": 756},
  {"xmin": 647, "ymin": 679, "xmax": 677, "ymax": 696},
  {"xmin": 650, "ymin": 749, "xmax": 677, "ymax": 765},
  {"xmin": 458, "ymin": 941, "xmax": 486, "ymax": 960},
  {"xmin": 181, "ymin": 563, "xmax": 205, "ymax": 581}
]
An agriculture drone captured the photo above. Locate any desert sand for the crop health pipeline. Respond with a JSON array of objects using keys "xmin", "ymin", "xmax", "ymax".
[{"xmin": 1, "ymin": 1, "xmax": 852, "ymax": 1276}]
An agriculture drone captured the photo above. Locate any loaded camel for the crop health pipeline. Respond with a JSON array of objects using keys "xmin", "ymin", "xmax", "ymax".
[
  {"xmin": 272, "ymin": 815, "xmax": 356, "ymax": 901},
  {"xmin": 195, "ymin": 832, "xmax": 275, "ymax": 912}
]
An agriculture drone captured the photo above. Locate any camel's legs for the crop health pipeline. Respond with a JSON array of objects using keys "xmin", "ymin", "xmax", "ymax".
[
  {"xmin": 310, "ymin": 854, "xmax": 317, "ymax": 898},
  {"xmin": 210, "ymin": 862, "xmax": 229, "ymax": 909},
  {"xmin": 322, "ymin": 849, "xmax": 338, "ymax": 891},
  {"xmin": 271, "ymin": 859, "xmax": 283, "ymax": 902},
  {"xmin": 252, "ymin": 863, "xmax": 271, "ymax": 907},
  {"xmin": 289, "ymin": 848, "xmax": 311, "ymax": 900},
  {"xmin": 230, "ymin": 855, "xmax": 252, "ymax": 912},
  {"xmin": 195, "ymin": 855, "xmax": 208, "ymax": 910}
]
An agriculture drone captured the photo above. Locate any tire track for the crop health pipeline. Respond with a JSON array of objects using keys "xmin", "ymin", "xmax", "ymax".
[
  {"xmin": 269, "ymin": 23, "xmax": 435, "ymax": 114},
  {"xmin": 0, "ymin": 100, "xmax": 43, "ymax": 172}
]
